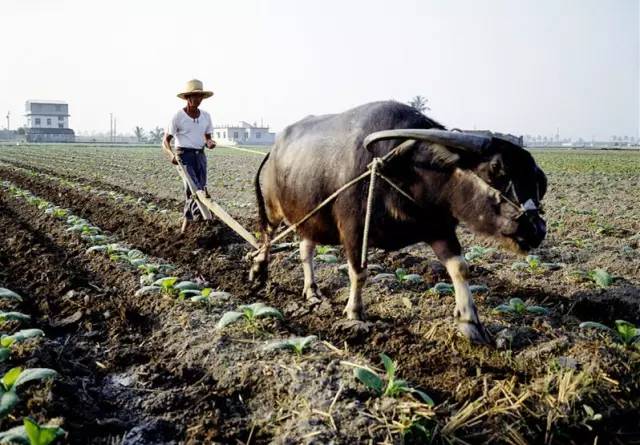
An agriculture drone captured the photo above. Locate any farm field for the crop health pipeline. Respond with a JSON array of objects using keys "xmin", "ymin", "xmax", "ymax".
[{"xmin": 0, "ymin": 143, "xmax": 638, "ymax": 444}]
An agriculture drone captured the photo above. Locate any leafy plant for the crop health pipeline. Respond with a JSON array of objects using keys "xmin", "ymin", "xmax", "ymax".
[
  {"xmin": 0, "ymin": 417, "xmax": 65, "ymax": 445},
  {"xmin": 264, "ymin": 335, "xmax": 317, "ymax": 356},
  {"xmin": 465, "ymin": 245, "xmax": 496, "ymax": 262},
  {"xmin": 0, "ymin": 288, "xmax": 23, "ymax": 302},
  {"xmin": 1, "ymin": 329, "xmax": 45, "ymax": 348},
  {"xmin": 579, "ymin": 320, "xmax": 640, "ymax": 346},
  {"xmin": 353, "ymin": 353, "xmax": 434, "ymax": 406},
  {"xmin": 511, "ymin": 255, "xmax": 562, "ymax": 273},
  {"xmin": 394, "ymin": 268, "xmax": 423, "ymax": 284},
  {"xmin": 0, "ymin": 367, "xmax": 58, "ymax": 418},
  {"xmin": 588, "ymin": 268, "xmax": 614, "ymax": 288},
  {"xmin": 316, "ymin": 245, "xmax": 337, "ymax": 255},
  {"xmin": 428, "ymin": 282, "xmax": 454, "ymax": 296},
  {"xmin": 216, "ymin": 303, "xmax": 283, "ymax": 330},
  {"xmin": 493, "ymin": 298, "xmax": 548, "ymax": 316},
  {"xmin": 315, "ymin": 254, "xmax": 338, "ymax": 264},
  {"xmin": 0, "ymin": 312, "xmax": 31, "ymax": 324}
]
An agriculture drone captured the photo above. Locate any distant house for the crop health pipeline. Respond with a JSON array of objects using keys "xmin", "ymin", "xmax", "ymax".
[
  {"xmin": 213, "ymin": 121, "xmax": 275, "ymax": 146},
  {"xmin": 24, "ymin": 100, "xmax": 75, "ymax": 143}
]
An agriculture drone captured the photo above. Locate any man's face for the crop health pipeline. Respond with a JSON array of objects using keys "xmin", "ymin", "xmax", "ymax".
[{"xmin": 186, "ymin": 94, "xmax": 204, "ymax": 108}]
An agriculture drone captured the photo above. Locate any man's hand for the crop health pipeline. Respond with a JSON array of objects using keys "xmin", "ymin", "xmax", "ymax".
[{"xmin": 206, "ymin": 139, "xmax": 217, "ymax": 149}]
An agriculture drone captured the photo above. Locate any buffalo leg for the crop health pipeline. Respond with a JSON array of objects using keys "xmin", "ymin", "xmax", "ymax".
[
  {"xmin": 300, "ymin": 238, "xmax": 322, "ymax": 300},
  {"xmin": 249, "ymin": 230, "xmax": 272, "ymax": 284},
  {"xmin": 343, "ymin": 256, "xmax": 367, "ymax": 321},
  {"xmin": 431, "ymin": 239, "xmax": 493, "ymax": 345}
]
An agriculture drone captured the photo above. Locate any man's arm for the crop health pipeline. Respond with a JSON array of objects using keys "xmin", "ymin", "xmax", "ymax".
[
  {"xmin": 205, "ymin": 133, "xmax": 217, "ymax": 149},
  {"xmin": 162, "ymin": 133, "xmax": 177, "ymax": 164}
]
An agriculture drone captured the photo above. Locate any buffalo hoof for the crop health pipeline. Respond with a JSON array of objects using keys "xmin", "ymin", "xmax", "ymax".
[
  {"xmin": 248, "ymin": 261, "xmax": 268, "ymax": 285},
  {"xmin": 456, "ymin": 319, "xmax": 494, "ymax": 346},
  {"xmin": 333, "ymin": 319, "xmax": 372, "ymax": 337},
  {"xmin": 343, "ymin": 307, "xmax": 365, "ymax": 321},
  {"xmin": 302, "ymin": 283, "xmax": 323, "ymax": 302}
]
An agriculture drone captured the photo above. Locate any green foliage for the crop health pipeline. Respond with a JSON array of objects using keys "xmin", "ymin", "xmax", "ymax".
[
  {"xmin": 216, "ymin": 303, "xmax": 283, "ymax": 330},
  {"xmin": 428, "ymin": 282, "xmax": 454, "ymax": 296},
  {"xmin": 265, "ymin": 335, "xmax": 317, "ymax": 356},
  {"xmin": 0, "ymin": 312, "xmax": 31, "ymax": 324},
  {"xmin": 0, "ymin": 368, "xmax": 57, "ymax": 418},
  {"xmin": 464, "ymin": 245, "xmax": 496, "ymax": 262},
  {"xmin": 511, "ymin": 255, "xmax": 562, "ymax": 273},
  {"xmin": 0, "ymin": 417, "xmax": 65, "ymax": 445},
  {"xmin": 353, "ymin": 353, "xmax": 434, "ymax": 406},
  {"xmin": 588, "ymin": 268, "xmax": 614, "ymax": 288},
  {"xmin": 580, "ymin": 320, "xmax": 640, "ymax": 346},
  {"xmin": 315, "ymin": 245, "xmax": 337, "ymax": 255},
  {"xmin": 315, "ymin": 254, "xmax": 338, "ymax": 264},
  {"xmin": 394, "ymin": 268, "xmax": 423, "ymax": 284},
  {"xmin": 0, "ymin": 329, "xmax": 45, "ymax": 348},
  {"xmin": 0, "ymin": 289, "xmax": 23, "ymax": 303},
  {"xmin": 493, "ymin": 298, "xmax": 549, "ymax": 316}
]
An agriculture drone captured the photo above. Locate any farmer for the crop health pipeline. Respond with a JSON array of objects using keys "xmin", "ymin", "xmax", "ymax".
[{"xmin": 162, "ymin": 79, "xmax": 217, "ymax": 233}]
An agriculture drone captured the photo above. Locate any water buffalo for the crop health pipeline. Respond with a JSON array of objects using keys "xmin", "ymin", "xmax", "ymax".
[{"xmin": 250, "ymin": 101, "xmax": 547, "ymax": 344}]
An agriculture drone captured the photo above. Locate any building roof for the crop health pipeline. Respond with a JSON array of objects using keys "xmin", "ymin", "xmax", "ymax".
[{"xmin": 25, "ymin": 100, "xmax": 68, "ymax": 105}]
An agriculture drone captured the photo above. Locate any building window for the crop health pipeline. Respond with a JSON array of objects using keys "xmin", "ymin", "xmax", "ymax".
[
  {"xmin": 35, "ymin": 118, "xmax": 41, "ymax": 126},
  {"xmin": 47, "ymin": 118, "xmax": 52, "ymax": 126},
  {"xmin": 256, "ymin": 132, "xmax": 261, "ymax": 139},
  {"xmin": 58, "ymin": 124, "xmax": 63, "ymax": 129},
  {"xmin": 233, "ymin": 131, "xmax": 238, "ymax": 138},
  {"xmin": 58, "ymin": 116, "xmax": 64, "ymax": 121}
]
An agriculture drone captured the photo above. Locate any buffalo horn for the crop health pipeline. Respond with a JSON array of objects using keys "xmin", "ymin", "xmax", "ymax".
[{"xmin": 363, "ymin": 129, "xmax": 491, "ymax": 154}]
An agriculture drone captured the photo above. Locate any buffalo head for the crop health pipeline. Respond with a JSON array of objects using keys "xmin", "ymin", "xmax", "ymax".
[{"xmin": 364, "ymin": 129, "xmax": 548, "ymax": 252}]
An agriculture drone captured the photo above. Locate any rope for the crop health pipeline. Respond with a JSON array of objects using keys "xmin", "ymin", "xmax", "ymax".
[
  {"xmin": 219, "ymin": 145, "xmax": 268, "ymax": 156},
  {"xmin": 360, "ymin": 158, "xmax": 381, "ymax": 267}
]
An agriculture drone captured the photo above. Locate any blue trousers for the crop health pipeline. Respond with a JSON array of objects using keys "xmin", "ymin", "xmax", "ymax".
[{"xmin": 178, "ymin": 148, "xmax": 207, "ymax": 220}]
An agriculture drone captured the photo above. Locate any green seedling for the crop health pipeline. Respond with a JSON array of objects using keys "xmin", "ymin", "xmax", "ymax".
[
  {"xmin": 83, "ymin": 234, "xmax": 109, "ymax": 245},
  {"xmin": 187, "ymin": 288, "xmax": 232, "ymax": 304},
  {"xmin": 264, "ymin": 335, "xmax": 317, "ymax": 356},
  {"xmin": 0, "ymin": 417, "xmax": 66, "ymax": 445},
  {"xmin": 493, "ymin": 298, "xmax": 549, "ymax": 316},
  {"xmin": 136, "ymin": 278, "xmax": 200, "ymax": 298},
  {"xmin": 579, "ymin": 320, "xmax": 640, "ymax": 346},
  {"xmin": 465, "ymin": 245, "xmax": 496, "ymax": 262},
  {"xmin": 0, "ymin": 288, "xmax": 23, "ymax": 302},
  {"xmin": 428, "ymin": 282, "xmax": 454, "ymax": 296},
  {"xmin": 394, "ymin": 268, "xmax": 423, "ymax": 284},
  {"xmin": 588, "ymin": 268, "xmax": 614, "ymax": 288},
  {"xmin": 0, "ymin": 312, "xmax": 31, "ymax": 324},
  {"xmin": 353, "ymin": 353, "xmax": 434, "ymax": 406},
  {"xmin": 316, "ymin": 245, "xmax": 338, "ymax": 255},
  {"xmin": 315, "ymin": 254, "xmax": 338, "ymax": 264},
  {"xmin": 86, "ymin": 243, "xmax": 128, "ymax": 255},
  {"xmin": 0, "ymin": 367, "xmax": 58, "ymax": 418},
  {"xmin": 43, "ymin": 206, "xmax": 69, "ymax": 219},
  {"xmin": 216, "ymin": 303, "xmax": 283, "ymax": 330},
  {"xmin": 1, "ymin": 329, "xmax": 45, "ymax": 348},
  {"xmin": 138, "ymin": 263, "xmax": 175, "ymax": 275},
  {"xmin": 511, "ymin": 255, "xmax": 562, "ymax": 273}
]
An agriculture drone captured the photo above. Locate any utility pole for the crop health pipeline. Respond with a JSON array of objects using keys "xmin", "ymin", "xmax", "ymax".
[
  {"xmin": 114, "ymin": 117, "xmax": 116, "ymax": 143},
  {"xmin": 109, "ymin": 113, "xmax": 113, "ymax": 143},
  {"xmin": 5, "ymin": 111, "xmax": 9, "ymax": 130}
]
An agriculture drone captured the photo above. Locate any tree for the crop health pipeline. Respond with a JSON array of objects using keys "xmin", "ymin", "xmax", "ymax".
[
  {"xmin": 408, "ymin": 95, "xmax": 430, "ymax": 113},
  {"xmin": 134, "ymin": 126, "xmax": 146, "ymax": 143},
  {"xmin": 148, "ymin": 126, "xmax": 164, "ymax": 144}
]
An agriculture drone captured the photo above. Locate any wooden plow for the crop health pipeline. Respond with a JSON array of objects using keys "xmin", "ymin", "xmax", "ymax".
[{"xmin": 175, "ymin": 158, "xmax": 260, "ymax": 249}]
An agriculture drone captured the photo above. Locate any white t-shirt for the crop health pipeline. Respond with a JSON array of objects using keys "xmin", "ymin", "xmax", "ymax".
[{"xmin": 167, "ymin": 109, "xmax": 213, "ymax": 149}]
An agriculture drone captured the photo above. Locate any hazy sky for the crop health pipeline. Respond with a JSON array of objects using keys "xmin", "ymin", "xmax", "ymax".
[{"xmin": 2, "ymin": 0, "xmax": 638, "ymax": 139}]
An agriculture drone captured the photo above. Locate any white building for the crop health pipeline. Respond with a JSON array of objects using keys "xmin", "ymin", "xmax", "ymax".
[
  {"xmin": 24, "ymin": 100, "xmax": 75, "ymax": 142},
  {"xmin": 213, "ymin": 121, "xmax": 275, "ymax": 146}
]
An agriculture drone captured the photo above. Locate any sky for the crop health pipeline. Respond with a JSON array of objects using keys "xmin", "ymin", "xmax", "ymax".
[{"xmin": 1, "ymin": 0, "xmax": 638, "ymax": 140}]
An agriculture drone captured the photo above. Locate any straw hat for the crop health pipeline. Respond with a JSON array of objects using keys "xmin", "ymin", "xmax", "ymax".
[{"xmin": 177, "ymin": 79, "xmax": 214, "ymax": 99}]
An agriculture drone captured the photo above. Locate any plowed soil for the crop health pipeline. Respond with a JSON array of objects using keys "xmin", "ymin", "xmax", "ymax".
[{"xmin": 0, "ymin": 148, "xmax": 639, "ymax": 444}]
